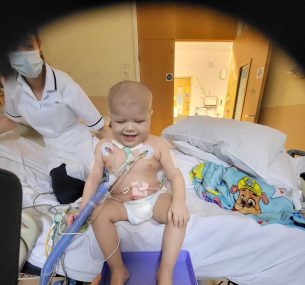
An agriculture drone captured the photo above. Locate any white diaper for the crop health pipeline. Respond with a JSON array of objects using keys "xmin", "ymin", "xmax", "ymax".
[{"xmin": 124, "ymin": 188, "xmax": 168, "ymax": 225}]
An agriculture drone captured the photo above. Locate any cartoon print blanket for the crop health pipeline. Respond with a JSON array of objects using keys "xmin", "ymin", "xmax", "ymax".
[{"xmin": 190, "ymin": 161, "xmax": 305, "ymax": 228}]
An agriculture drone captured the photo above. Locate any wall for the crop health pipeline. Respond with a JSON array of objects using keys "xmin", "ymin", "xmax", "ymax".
[
  {"xmin": 174, "ymin": 41, "xmax": 232, "ymax": 117},
  {"xmin": 39, "ymin": 3, "xmax": 139, "ymax": 119},
  {"xmin": 258, "ymin": 46, "xmax": 305, "ymax": 150}
]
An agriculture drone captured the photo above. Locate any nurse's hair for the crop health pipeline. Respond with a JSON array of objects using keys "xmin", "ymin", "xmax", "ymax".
[
  {"xmin": 24, "ymin": 31, "xmax": 45, "ymax": 60},
  {"xmin": 0, "ymin": 30, "xmax": 45, "ymax": 76},
  {"xmin": 108, "ymin": 80, "xmax": 152, "ymax": 112},
  {"xmin": 8, "ymin": 30, "xmax": 43, "ymax": 55}
]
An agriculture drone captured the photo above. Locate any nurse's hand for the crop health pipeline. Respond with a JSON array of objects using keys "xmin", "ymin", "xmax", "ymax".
[
  {"xmin": 0, "ymin": 115, "xmax": 17, "ymax": 135},
  {"xmin": 98, "ymin": 124, "xmax": 112, "ymax": 139}
]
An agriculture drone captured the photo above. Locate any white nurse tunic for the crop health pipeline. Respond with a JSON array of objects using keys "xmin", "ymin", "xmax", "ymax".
[{"xmin": 3, "ymin": 63, "xmax": 104, "ymax": 180}]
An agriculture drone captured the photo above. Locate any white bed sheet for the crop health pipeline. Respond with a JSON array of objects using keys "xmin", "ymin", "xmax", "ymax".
[{"xmin": 1, "ymin": 132, "xmax": 305, "ymax": 285}]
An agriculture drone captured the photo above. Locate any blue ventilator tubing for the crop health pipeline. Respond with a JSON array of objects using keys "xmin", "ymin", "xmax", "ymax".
[{"xmin": 39, "ymin": 181, "xmax": 111, "ymax": 285}]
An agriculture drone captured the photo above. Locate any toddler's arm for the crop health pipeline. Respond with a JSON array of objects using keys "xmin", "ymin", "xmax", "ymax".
[
  {"xmin": 159, "ymin": 138, "xmax": 190, "ymax": 227},
  {"xmin": 66, "ymin": 141, "xmax": 105, "ymax": 226}
]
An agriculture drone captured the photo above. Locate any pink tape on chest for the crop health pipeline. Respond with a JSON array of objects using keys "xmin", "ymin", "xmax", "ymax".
[{"xmin": 131, "ymin": 181, "xmax": 149, "ymax": 198}]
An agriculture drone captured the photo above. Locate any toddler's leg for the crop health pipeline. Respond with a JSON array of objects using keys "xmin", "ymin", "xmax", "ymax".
[
  {"xmin": 91, "ymin": 199, "xmax": 129, "ymax": 285},
  {"xmin": 153, "ymin": 194, "xmax": 187, "ymax": 285}
]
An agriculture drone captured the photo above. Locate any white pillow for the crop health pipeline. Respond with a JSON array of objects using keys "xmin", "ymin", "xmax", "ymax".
[
  {"xmin": 265, "ymin": 151, "xmax": 302, "ymax": 210},
  {"xmin": 171, "ymin": 140, "xmax": 229, "ymax": 167},
  {"xmin": 162, "ymin": 116, "xmax": 287, "ymax": 178},
  {"xmin": 170, "ymin": 148, "xmax": 202, "ymax": 190}
]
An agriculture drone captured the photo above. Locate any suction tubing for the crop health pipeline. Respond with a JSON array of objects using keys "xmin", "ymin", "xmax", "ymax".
[{"xmin": 39, "ymin": 182, "xmax": 110, "ymax": 285}]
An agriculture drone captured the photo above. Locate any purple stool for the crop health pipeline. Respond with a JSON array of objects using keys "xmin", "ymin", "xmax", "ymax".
[{"xmin": 100, "ymin": 250, "xmax": 198, "ymax": 285}]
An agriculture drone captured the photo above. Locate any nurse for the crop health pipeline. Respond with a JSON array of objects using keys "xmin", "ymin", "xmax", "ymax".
[{"xmin": 0, "ymin": 32, "xmax": 112, "ymax": 204}]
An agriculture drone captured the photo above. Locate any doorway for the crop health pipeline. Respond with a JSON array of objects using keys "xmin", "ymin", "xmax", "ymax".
[
  {"xmin": 174, "ymin": 77, "xmax": 191, "ymax": 123},
  {"xmin": 174, "ymin": 41, "xmax": 232, "ymax": 122}
]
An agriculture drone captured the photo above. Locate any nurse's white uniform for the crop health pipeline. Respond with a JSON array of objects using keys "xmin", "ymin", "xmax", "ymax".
[{"xmin": 3, "ymin": 63, "xmax": 104, "ymax": 180}]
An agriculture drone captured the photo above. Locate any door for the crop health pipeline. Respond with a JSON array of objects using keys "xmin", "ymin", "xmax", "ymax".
[
  {"xmin": 137, "ymin": 4, "xmax": 175, "ymax": 135},
  {"xmin": 240, "ymin": 51, "xmax": 271, "ymax": 123},
  {"xmin": 233, "ymin": 61, "xmax": 251, "ymax": 120},
  {"xmin": 224, "ymin": 27, "xmax": 272, "ymax": 122},
  {"xmin": 138, "ymin": 39, "xmax": 174, "ymax": 135}
]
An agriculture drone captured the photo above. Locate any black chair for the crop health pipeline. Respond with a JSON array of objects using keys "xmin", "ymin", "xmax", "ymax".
[{"xmin": 0, "ymin": 169, "xmax": 22, "ymax": 285}]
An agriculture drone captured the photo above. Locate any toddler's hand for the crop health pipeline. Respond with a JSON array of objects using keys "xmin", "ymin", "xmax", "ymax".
[
  {"xmin": 167, "ymin": 202, "xmax": 190, "ymax": 228},
  {"xmin": 66, "ymin": 209, "xmax": 79, "ymax": 227}
]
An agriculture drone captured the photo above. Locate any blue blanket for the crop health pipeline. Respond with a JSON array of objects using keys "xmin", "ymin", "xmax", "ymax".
[{"xmin": 190, "ymin": 161, "xmax": 305, "ymax": 228}]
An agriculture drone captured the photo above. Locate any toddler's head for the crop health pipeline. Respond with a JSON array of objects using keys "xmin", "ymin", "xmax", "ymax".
[{"xmin": 108, "ymin": 81, "xmax": 153, "ymax": 147}]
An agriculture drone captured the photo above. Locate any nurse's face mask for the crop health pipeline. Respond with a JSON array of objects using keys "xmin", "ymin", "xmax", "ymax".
[{"xmin": 9, "ymin": 50, "xmax": 43, "ymax": 78}]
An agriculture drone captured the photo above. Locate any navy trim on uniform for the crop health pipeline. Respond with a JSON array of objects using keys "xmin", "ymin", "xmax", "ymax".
[
  {"xmin": 87, "ymin": 116, "xmax": 103, "ymax": 128},
  {"xmin": 4, "ymin": 109, "xmax": 22, "ymax": 118},
  {"xmin": 51, "ymin": 69, "xmax": 57, "ymax": 91}
]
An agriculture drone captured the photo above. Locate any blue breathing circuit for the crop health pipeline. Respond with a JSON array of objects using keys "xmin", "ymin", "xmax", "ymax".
[{"xmin": 39, "ymin": 176, "xmax": 111, "ymax": 285}]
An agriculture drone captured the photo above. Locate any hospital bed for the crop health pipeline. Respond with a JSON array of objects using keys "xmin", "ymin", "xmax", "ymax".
[{"xmin": 1, "ymin": 116, "xmax": 305, "ymax": 285}]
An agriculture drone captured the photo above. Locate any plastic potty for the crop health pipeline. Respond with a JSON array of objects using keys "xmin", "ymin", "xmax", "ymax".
[{"xmin": 100, "ymin": 250, "xmax": 198, "ymax": 285}]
